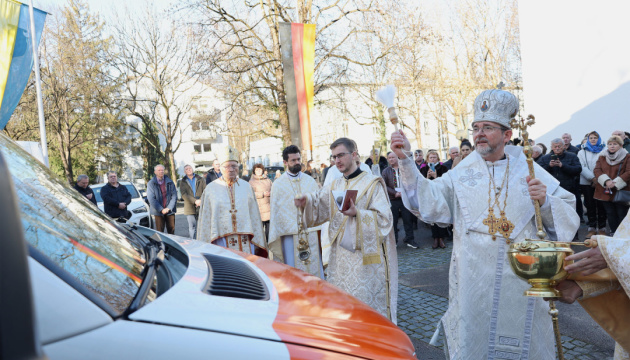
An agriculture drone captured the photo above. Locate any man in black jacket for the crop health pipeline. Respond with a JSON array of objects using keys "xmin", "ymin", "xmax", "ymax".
[
  {"xmin": 100, "ymin": 171, "xmax": 131, "ymax": 219},
  {"xmin": 205, "ymin": 159, "xmax": 222, "ymax": 184},
  {"xmin": 540, "ymin": 138, "xmax": 583, "ymax": 226},
  {"xmin": 73, "ymin": 174, "xmax": 97, "ymax": 206},
  {"xmin": 147, "ymin": 164, "xmax": 178, "ymax": 234},
  {"xmin": 180, "ymin": 165, "xmax": 206, "ymax": 238},
  {"xmin": 562, "ymin": 133, "xmax": 580, "ymax": 154},
  {"xmin": 382, "ymin": 151, "xmax": 418, "ymax": 248}
]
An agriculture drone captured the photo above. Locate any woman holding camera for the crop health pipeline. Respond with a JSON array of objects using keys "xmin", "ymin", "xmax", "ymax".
[
  {"xmin": 593, "ymin": 135, "xmax": 630, "ymax": 235},
  {"xmin": 419, "ymin": 150, "xmax": 449, "ymax": 249}
]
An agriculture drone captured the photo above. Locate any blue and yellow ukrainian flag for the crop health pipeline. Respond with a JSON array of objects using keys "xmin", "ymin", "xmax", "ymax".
[{"xmin": 0, "ymin": 0, "xmax": 46, "ymax": 130}]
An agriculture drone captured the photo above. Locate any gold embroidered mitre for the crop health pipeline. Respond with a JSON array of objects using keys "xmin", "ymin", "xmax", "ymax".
[{"xmin": 219, "ymin": 146, "xmax": 239, "ymax": 165}]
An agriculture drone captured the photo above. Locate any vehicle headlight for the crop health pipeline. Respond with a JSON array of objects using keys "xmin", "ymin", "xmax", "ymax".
[{"xmin": 132, "ymin": 207, "xmax": 148, "ymax": 214}]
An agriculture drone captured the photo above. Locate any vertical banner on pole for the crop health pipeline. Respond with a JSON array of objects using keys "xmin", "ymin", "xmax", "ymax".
[
  {"xmin": 0, "ymin": 0, "xmax": 46, "ymax": 130},
  {"xmin": 279, "ymin": 22, "xmax": 315, "ymax": 151}
]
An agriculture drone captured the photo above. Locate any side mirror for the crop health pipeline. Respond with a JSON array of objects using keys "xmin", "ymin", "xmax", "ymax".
[{"xmin": 140, "ymin": 190, "xmax": 147, "ymax": 197}]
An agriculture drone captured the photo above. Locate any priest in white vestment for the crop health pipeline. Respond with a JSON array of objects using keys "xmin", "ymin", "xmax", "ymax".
[
  {"xmin": 295, "ymin": 138, "xmax": 398, "ymax": 322},
  {"xmin": 391, "ymin": 89, "xmax": 580, "ymax": 359},
  {"xmin": 557, "ymin": 211, "xmax": 630, "ymax": 359},
  {"xmin": 268, "ymin": 145, "xmax": 324, "ymax": 278},
  {"xmin": 197, "ymin": 146, "xmax": 267, "ymax": 256},
  {"xmin": 320, "ymin": 160, "xmax": 371, "ymax": 267}
]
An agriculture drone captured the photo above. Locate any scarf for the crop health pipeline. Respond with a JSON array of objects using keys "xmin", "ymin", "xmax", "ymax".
[
  {"xmin": 584, "ymin": 132, "xmax": 605, "ymax": 153},
  {"xmin": 602, "ymin": 148, "xmax": 628, "ymax": 166}
]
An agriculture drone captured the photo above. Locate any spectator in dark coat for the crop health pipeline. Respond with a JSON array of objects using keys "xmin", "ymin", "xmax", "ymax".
[
  {"xmin": 147, "ymin": 164, "xmax": 178, "ymax": 234},
  {"xmin": 562, "ymin": 133, "xmax": 580, "ymax": 154},
  {"xmin": 540, "ymin": 138, "xmax": 583, "ymax": 228},
  {"xmin": 205, "ymin": 159, "xmax": 222, "ymax": 184},
  {"xmin": 442, "ymin": 146, "xmax": 460, "ymax": 170},
  {"xmin": 100, "ymin": 171, "xmax": 131, "ymax": 219},
  {"xmin": 612, "ymin": 130, "xmax": 630, "ymax": 153},
  {"xmin": 532, "ymin": 145, "xmax": 544, "ymax": 166},
  {"xmin": 180, "ymin": 164, "xmax": 206, "ymax": 239},
  {"xmin": 365, "ymin": 155, "xmax": 388, "ymax": 174},
  {"xmin": 420, "ymin": 150, "xmax": 449, "ymax": 249},
  {"xmin": 381, "ymin": 151, "xmax": 418, "ymax": 249},
  {"xmin": 74, "ymin": 174, "xmax": 97, "ymax": 206}
]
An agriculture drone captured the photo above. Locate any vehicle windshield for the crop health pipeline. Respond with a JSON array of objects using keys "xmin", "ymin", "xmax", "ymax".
[
  {"xmin": 93, "ymin": 184, "xmax": 140, "ymax": 203},
  {"xmin": 2, "ymin": 135, "xmax": 148, "ymax": 314}
]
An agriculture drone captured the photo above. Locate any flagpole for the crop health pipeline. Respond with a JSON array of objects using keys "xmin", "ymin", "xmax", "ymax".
[{"xmin": 28, "ymin": 0, "xmax": 48, "ymax": 166}]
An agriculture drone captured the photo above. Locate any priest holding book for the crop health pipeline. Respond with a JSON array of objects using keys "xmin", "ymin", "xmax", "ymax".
[{"xmin": 294, "ymin": 137, "xmax": 398, "ymax": 322}]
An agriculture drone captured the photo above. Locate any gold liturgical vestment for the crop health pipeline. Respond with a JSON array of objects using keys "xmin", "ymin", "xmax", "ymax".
[
  {"xmin": 268, "ymin": 172, "xmax": 323, "ymax": 278},
  {"xmin": 302, "ymin": 171, "xmax": 398, "ymax": 322},
  {"xmin": 197, "ymin": 178, "xmax": 266, "ymax": 253},
  {"xmin": 577, "ymin": 213, "xmax": 630, "ymax": 360}
]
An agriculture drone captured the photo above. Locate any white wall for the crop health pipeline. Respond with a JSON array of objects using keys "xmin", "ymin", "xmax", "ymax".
[{"xmin": 519, "ymin": 0, "xmax": 630, "ymax": 146}]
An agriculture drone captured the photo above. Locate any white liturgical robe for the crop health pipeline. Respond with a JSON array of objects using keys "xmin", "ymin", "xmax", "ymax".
[
  {"xmin": 302, "ymin": 170, "xmax": 398, "ymax": 322},
  {"xmin": 268, "ymin": 172, "xmax": 323, "ymax": 278},
  {"xmin": 398, "ymin": 145, "xmax": 580, "ymax": 359},
  {"xmin": 197, "ymin": 178, "xmax": 266, "ymax": 254}
]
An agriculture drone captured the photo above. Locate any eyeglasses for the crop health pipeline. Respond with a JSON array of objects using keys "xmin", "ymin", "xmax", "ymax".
[
  {"xmin": 331, "ymin": 152, "xmax": 351, "ymax": 160},
  {"xmin": 221, "ymin": 165, "xmax": 238, "ymax": 170},
  {"xmin": 471, "ymin": 125, "xmax": 503, "ymax": 134}
]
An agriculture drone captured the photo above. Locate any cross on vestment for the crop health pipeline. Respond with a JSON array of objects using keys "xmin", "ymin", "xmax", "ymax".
[
  {"xmin": 483, "ymin": 209, "xmax": 500, "ymax": 235},
  {"xmin": 229, "ymin": 237, "xmax": 238, "ymax": 247}
]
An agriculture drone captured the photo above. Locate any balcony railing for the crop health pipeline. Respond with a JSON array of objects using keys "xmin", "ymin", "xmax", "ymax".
[
  {"xmin": 193, "ymin": 152, "xmax": 215, "ymax": 164},
  {"xmin": 191, "ymin": 129, "xmax": 217, "ymax": 141}
]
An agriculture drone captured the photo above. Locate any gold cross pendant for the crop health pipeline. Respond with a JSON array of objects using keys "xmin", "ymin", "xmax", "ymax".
[{"xmin": 483, "ymin": 209, "xmax": 500, "ymax": 237}]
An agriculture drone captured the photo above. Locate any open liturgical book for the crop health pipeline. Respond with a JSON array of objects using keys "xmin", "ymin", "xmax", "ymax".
[{"xmin": 331, "ymin": 190, "xmax": 358, "ymax": 212}]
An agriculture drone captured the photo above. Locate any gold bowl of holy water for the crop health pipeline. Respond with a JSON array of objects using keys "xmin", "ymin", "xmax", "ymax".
[{"xmin": 507, "ymin": 241, "xmax": 575, "ymax": 298}]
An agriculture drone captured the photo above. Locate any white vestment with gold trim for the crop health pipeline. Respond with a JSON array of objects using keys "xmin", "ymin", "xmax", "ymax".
[
  {"xmin": 268, "ymin": 172, "xmax": 323, "ymax": 278},
  {"xmin": 577, "ymin": 212, "xmax": 630, "ymax": 360},
  {"xmin": 197, "ymin": 178, "xmax": 266, "ymax": 253},
  {"xmin": 399, "ymin": 146, "xmax": 580, "ymax": 359},
  {"xmin": 302, "ymin": 171, "xmax": 398, "ymax": 322}
]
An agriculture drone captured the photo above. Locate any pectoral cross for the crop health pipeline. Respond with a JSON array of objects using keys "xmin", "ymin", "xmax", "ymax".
[{"xmin": 483, "ymin": 208, "xmax": 500, "ymax": 239}]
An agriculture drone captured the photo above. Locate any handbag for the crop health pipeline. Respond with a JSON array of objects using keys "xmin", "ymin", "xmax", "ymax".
[{"xmin": 612, "ymin": 162, "xmax": 630, "ymax": 206}]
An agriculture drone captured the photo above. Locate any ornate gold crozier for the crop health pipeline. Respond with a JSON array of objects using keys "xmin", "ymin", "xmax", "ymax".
[{"xmin": 507, "ymin": 115, "xmax": 597, "ymax": 360}]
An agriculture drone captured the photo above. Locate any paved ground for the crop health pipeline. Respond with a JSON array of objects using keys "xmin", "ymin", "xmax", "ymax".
[{"xmin": 169, "ymin": 204, "xmax": 616, "ymax": 360}]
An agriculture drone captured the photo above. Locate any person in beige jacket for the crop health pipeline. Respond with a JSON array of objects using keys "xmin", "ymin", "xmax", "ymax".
[{"xmin": 249, "ymin": 163, "xmax": 272, "ymax": 240}]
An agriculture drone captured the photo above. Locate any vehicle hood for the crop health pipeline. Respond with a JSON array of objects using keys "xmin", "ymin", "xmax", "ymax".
[{"xmin": 129, "ymin": 232, "xmax": 415, "ymax": 360}]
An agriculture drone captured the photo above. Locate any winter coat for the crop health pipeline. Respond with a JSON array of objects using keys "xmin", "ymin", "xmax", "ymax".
[
  {"xmin": 180, "ymin": 174, "xmax": 206, "ymax": 215},
  {"xmin": 205, "ymin": 170, "xmax": 221, "ymax": 185},
  {"xmin": 566, "ymin": 144, "xmax": 580, "ymax": 155},
  {"xmin": 74, "ymin": 183, "xmax": 97, "ymax": 205},
  {"xmin": 381, "ymin": 166, "xmax": 403, "ymax": 201},
  {"xmin": 577, "ymin": 148, "xmax": 605, "ymax": 185},
  {"xmin": 593, "ymin": 153, "xmax": 630, "ymax": 202},
  {"xmin": 249, "ymin": 175, "xmax": 272, "ymax": 221},
  {"xmin": 147, "ymin": 175, "xmax": 177, "ymax": 216},
  {"xmin": 540, "ymin": 151, "xmax": 582, "ymax": 192},
  {"xmin": 420, "ymin": 162, "xmax": 448, "ymax": 179},
  {"xmin": 624, "ymin": 137, "xmax": 630, "ymax": 153},
  {"xmin": 100, "ymin": 183, "xmax": 132, "ymax": 218}
]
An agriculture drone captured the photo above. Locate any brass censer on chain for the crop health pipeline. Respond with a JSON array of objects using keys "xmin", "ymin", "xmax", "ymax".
[
  {"xmin": 507, "ymin": 115, "xmax": 598, "ymax": 360},
  {"xmin": 294, "ymin": 194, "xmax": 311, "ymax": 264}
]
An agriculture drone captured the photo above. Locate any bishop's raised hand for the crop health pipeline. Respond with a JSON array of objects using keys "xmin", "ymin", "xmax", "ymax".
[{"xmin": 390, "ymin": 130, "xmax": 410, "ymax": 158}]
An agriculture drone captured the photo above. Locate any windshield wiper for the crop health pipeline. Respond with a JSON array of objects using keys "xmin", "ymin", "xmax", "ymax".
[{"xmin": 123, "ymin": 233, "xmax": 164, "ymax": 316}]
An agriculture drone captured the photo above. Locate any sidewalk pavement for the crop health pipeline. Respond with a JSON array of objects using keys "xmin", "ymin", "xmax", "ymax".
[{"xmin": 395, "ymin": 222, "xmax": 615, "ymax": 360}]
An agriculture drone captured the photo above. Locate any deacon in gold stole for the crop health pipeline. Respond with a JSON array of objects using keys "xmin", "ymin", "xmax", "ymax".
[
  {"xmin": 557, "ymin": 211, "xmax": 630, "ymax": 359},
  {"xmin": 391, "ymin": 89, "xmax": 580, "ymax": 359},
  {"xmin": 295, "ymin": 137, "xmax": 398, "ymax": 322},
  {"xmin": 197, "ymin": 146, "xmax": 267, "ymax": 257},
  {"xmin": 268, "ymin": 145, "xmax": 323, "ymax": 278}
]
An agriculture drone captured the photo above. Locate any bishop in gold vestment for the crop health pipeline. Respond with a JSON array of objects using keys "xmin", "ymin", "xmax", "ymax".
[
  {"xmin": 296, "ymin": 138, "xmax": 398, "ymax": 322},
  {"xmin": 268, "ymin": 145, "xmax": 323, "ymax": 278},
  {"xmin": 197, "ymin": 147, "xmax": 267, "ymax": 255}
]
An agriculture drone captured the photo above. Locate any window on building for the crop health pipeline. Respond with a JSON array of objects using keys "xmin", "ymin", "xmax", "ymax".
[
  {"xmin": 193, "ymin": 144, "xmax": 201, "ymax": 153},
  {"xmin": 203, "ymin": 143, "xmax": 211, "ymax": 152}
]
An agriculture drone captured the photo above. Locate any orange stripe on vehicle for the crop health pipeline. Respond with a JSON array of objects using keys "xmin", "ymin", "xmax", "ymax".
[
  {"xmin": 69, "ymin": 237, "xmax": 142, "ymax": 283},
  {"xmin": 234, "ymin": 250, "xmax": 416, "ymax": 359}
]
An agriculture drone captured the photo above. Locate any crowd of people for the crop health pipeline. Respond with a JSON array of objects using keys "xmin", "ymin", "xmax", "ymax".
[{"xmin": 67, "ymin": 86, "xmax": 630, "ymax": 359}]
